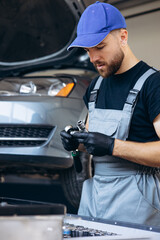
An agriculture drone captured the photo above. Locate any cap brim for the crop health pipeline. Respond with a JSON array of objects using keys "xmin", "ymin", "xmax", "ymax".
[{"xmin": 67, "ymin": 31, "xmax": 110, "ymax": 51}]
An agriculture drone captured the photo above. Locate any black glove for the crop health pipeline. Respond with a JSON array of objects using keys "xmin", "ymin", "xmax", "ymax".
[
  {"xmin": 73, "ymin": 132, "xmax": 114, "ymax": 156},
  {"xmin": 60, "ymin": 130, "xmax": 79, "ymax": 151}
]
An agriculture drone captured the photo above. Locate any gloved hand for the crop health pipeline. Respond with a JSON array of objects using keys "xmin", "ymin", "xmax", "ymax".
[
  {"xmin": 72, "ymin": 132, "xmax": 114, "ymax": 156},
  {"xmin": 60, "ymin": 130, "xmax": 79, "ymax": 151}
]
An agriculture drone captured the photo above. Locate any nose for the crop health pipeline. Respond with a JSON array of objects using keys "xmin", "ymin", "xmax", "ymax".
[{"xmin": 88, "ymin": 49, "xmax": 100, "ymax": 64}]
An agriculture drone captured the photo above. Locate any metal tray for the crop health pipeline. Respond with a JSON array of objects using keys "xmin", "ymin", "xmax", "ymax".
[{"xmin": 0, "ymin": 197, "xmax": 66, "ymax": 240}]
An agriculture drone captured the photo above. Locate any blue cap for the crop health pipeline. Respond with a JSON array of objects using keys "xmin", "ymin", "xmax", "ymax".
[{"xmin": 67, "ymin": 1, "xmax": 126, "ymax": 51}]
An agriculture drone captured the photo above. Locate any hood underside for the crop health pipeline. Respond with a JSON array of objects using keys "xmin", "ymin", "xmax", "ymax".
[
  {"xmin": 0, "ymin": 0, "xmax": 77, "ymax": 63},
  {"xmin": 0, "ymin": 0, "xmax": 93, "ymax": 76}
]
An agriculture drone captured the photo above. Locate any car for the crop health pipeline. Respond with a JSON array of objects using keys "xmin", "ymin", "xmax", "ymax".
[
  {"xmin": 0, "ymin": 0, "xmax": 155, "ymax": 211},
  {"xmin": 0, "ymin": 0, "xmax": 98, "ymax": 210}
]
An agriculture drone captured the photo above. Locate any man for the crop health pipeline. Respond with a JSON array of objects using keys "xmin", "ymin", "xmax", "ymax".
[{"xmin": 60, "ymin": 1, "xmax": 160, "ymax": 225}]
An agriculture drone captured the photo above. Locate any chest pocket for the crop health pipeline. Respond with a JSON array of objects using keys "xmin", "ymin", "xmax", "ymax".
[
  {"xmin": 88, "ymin": 69, "xmax": 157, "ymax": 140},
  {"xmin": 89, "ymin": 105, "xmax": 122, "ymax": 137}
]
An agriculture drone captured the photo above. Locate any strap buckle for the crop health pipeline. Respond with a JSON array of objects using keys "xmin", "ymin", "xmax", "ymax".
[
  {"xmin": 89, "ymin": 89, "xmax": 99, "ymax": 103},
  {"xmin": 125, "ymin": 89, "xmax": 139, "ymax": 107}
]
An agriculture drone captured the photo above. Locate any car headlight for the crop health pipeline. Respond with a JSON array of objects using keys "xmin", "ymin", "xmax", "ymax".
[
  {"xmin": 20, "ymin": 81, "xmax": 37, "ymax": 94},
  {"xmin": 0, "ymin": 76, "xmax": 75, "ymax": 97},
  {"xmin": 48, "ymin": 81, "xmax": 74, "ymax": 97}
]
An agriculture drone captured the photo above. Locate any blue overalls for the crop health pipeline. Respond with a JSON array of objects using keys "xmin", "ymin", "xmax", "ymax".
[{"xmin": 78, "ymin": 69, "xmax": 160, "ymax": 226}]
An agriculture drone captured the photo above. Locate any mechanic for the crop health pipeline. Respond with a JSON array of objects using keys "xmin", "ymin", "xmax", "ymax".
[{"xmin": 60, "ymin": 1, "xmax": 160, "ymax": 225}]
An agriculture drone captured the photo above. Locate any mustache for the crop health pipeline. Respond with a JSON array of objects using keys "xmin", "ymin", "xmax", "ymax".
[{"xmin": 93, "ymin": 61, "xmax": 106, "ymax": 67}]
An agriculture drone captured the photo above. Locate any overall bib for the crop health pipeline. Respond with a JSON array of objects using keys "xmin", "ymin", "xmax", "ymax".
[{"xmin": 78, "ymin": 69, "xmax": 160, "ymax": 226}]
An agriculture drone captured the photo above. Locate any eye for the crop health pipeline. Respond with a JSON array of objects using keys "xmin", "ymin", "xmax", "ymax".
[{"xmin": 96, "ymin": 45, "xmax": 104, "ymax": 50}]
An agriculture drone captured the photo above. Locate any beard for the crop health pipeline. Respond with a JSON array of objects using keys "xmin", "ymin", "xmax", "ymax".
[{"xmin": 94, "ymin": 48, "xmax": 124, "ymax": 78}]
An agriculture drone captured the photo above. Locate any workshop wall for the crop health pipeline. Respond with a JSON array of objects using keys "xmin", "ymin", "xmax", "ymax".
[{"xmin": 121, "ymin": 1, "xmax": 160, "ymax": 69}]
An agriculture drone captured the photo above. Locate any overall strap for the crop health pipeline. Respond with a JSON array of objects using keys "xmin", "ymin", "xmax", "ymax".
[
  {"xmin": 123, "ymin": 68, "xmax": 156, "ymax": 113},
  {"xmin": 117, "ymin": 68, "xmax": 157, "ymax": 140},
  {"xmin": 89, "ymin": 76, "xmax": 103, "ymax": 103}
]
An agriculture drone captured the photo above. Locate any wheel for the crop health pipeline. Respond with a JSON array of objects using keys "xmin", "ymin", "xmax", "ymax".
[{"xmin": 60, "ymin": 151, "xmax": 92, "ymax": 210}]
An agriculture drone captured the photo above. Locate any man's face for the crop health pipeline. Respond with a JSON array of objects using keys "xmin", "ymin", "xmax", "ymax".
[{"xmin": 84, "ymin": 31, "xmax": 124, "ymax": 78}]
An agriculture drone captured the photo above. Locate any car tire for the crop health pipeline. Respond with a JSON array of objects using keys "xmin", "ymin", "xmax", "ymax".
[{"xmin": 60, "ymin": 151, "xmax": 92, "ymax": 210}]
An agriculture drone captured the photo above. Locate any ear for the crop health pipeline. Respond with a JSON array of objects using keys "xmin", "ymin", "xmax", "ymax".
[{"xmin": 120, "ymin": 29, "xmax": 128, "ymax": 46}]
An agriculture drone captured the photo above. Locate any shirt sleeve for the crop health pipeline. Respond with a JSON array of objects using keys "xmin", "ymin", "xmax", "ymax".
[{"xmin": 144, "ymin": 71, "xmax": 160, "ymax": 122}]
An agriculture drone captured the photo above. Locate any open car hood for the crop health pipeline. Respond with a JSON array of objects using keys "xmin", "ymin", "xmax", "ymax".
[
  {"xmin": 0, "ymin": 0, "xmax": 153, "ymax": 77},
  {"xmin": 0, "ymin": 0, "xmax": 97, "ymax": 77}
]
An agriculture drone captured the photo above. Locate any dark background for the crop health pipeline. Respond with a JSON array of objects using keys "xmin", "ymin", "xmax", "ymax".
[{"xmin": 0, "ymin": 181, "xmax": 77, "ymax": 214}]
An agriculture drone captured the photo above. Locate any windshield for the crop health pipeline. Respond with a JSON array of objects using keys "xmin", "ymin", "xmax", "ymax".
[{"xmin": 0, "ymin": 0, "xmax": 75, "ymax": 62}]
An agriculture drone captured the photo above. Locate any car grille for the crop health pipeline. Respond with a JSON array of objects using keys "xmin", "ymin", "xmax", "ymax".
[{"xmin": 0, "ymin": 125, "xmax": 54, "ymax": 147}]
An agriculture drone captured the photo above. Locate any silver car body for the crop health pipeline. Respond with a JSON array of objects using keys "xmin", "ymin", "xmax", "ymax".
[{"xmin": 0, "ymin": 69, "xmax": 96, "ymax": 171}]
